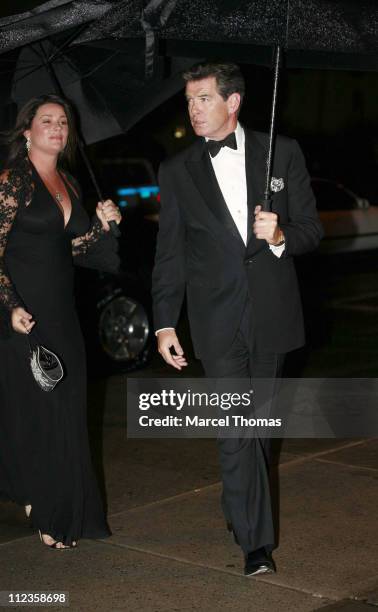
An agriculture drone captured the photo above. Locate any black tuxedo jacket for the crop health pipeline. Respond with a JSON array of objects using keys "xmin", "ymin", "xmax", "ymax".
[{"xmin": 152, "ymin": 129, "xmax": 323, "ymax": 359}]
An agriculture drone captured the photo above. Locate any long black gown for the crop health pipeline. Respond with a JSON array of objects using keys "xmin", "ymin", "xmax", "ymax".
[{"xmin": 0, "ymin": 158, "xmax": 111, "ymax": 545}]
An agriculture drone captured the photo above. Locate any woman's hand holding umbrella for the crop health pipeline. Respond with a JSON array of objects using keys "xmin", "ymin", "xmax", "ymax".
[{"xmin": 95, "ymin": 199, "xmax": 122, "ymax": 232}]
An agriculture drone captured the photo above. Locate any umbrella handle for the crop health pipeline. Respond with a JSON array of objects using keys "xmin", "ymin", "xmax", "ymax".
[{"xmin": 262, "ymin": 44, "xmax": 282, "ymax": 212}]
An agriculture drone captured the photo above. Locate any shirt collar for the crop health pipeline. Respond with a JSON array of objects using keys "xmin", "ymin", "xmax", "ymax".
[{"xmin": 234, "ymin": 121, "xmax": 245, "ymax": 152}]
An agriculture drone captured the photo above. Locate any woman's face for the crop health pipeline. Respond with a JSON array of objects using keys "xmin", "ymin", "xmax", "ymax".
[{"xmin": 24, "ymin": 102, "xmax": 69, "ymax": 157}]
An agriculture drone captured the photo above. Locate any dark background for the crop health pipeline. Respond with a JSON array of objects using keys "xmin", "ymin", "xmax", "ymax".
[{"xmin": 82, "ymin": 63, "xmax": 378, "ymax": 205}]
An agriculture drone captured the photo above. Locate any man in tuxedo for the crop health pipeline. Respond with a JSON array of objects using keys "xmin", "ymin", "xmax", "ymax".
[{"xmin": 152, "ymin": 62, "xmax": 323, "ymax": 575}]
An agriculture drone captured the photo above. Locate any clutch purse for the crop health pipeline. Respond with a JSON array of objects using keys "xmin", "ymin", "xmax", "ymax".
[{"xmin": 28, "ymin": 333, "xmax": 64, "ymax": 392}]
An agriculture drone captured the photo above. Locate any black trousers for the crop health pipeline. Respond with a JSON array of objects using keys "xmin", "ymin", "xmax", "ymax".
[{"xmin": 201, "ymin": 299, "xmax": 285, "ymax": 554}]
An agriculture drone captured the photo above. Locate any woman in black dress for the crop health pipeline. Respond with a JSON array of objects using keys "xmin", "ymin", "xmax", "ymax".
[{"xmin": 0, "ymin": 94, "xmax": 121, "ymax": 548}]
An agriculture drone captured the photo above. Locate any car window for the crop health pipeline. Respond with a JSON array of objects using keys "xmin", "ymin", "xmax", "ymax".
[{"xmin": 312, "ymin": 182, "xmax": 356, "ymax": 211}]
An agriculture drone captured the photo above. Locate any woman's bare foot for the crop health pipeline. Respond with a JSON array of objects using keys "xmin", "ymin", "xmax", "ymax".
[
  {"xmin": 39, "ymin": 531, "xmax": 71, "ymax": 549},
  {"xmin": 53, "ymin": 540, "xmax": 71, "ymax": 549}
]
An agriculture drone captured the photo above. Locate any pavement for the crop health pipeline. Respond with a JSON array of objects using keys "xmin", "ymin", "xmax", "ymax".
[{"xmin": 0, "ymin": 371, "xmax": 377, "ymax": 612}]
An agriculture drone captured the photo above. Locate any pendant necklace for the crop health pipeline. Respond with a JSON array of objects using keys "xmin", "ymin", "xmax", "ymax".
[
  {"xmin": 41, "ymin": 174, "xmax": 64, "ymax": 204},
  {"xmin": 36, "ymin": 166, "xmax": 65, "ymax": 207}
]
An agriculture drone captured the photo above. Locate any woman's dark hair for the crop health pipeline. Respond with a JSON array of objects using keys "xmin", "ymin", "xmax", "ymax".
[
  {"xmin": 182, "ymin": 61, "xmax": 245, "ymax": 109},
  {"xmin": 4, "ymin": 94, "xmax": 78, "ymax": 167}
]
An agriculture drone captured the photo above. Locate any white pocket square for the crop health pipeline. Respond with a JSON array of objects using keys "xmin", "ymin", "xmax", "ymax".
[{"xmin": 270, "ymin": 177, "xmax": 285, "ymax": 193}]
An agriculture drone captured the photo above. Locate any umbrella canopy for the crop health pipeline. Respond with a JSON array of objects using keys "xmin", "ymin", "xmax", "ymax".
[
  {"xmin": 66, "ymin": 0, "xmax": 377, "ymax": 207},
  {"xmin": 1, "ymin": 0, "xmax": 377, "ymax": 209},
  {"xmin": 3, "ymin": 34, "xmax": 192, "ymax": 144},
  {"xmin": 0, "ymin": 1, "xmax": 113, "ymax": 52},
  {"xmin": 3, "ymin": 0, "xmax": 376, "ymax": 64},
  {"xmin": 0, "ymin": 1, "xmax": 194, "ymax": 144},
  {"xmin": 50, "ymin": 0, "xmax": 378, "ymax": 71},
  {"xmin": 1, "ymin": 0, "xmax": 377, "ymax": 145}
]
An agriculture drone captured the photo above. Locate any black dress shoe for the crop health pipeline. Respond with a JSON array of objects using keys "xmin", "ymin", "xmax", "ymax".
[{"xmin": 244, "ymin": 549, "xmax": 276, "ymax": 577}]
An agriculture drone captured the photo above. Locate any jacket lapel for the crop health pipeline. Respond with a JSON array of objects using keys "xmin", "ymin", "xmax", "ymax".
[
  {"xmin": 184, "ymin": 132, "xmax": 269, "ymax": 257},
  {"xmin": 185, "ymin": 140, "xmax": 245, "ymax": 248}
]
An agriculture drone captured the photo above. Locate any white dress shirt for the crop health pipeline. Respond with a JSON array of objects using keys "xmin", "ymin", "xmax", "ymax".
[
  {"xmin": 156, "ymin": 122, "xmax": 284, "ymax": 334},
  {"xmin": 208, "ymin": 122, "xmax": 249, "ymax": 243},
  {"xmin": 208, "ymin": 122, "xmax": 284, "ymax": 256}
]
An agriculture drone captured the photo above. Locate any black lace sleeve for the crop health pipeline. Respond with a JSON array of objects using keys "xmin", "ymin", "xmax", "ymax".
[
  {"xmin": 59, "ymin": 170, "xmax": 108, "ymax": 258},
  {"xmin": 0, "ymin": 169, "xmax": 24, "ymax": 312},
  {"xmin": 0, "ymin": 161, "xmax": 33, "ymax": 336},
  {"xmin": 71, "ymin": 215, "xmax": 107, "ymax": 257},
  {"xmin": 72, "ymin": 214, "xmax": 120, "ymax": 274}
]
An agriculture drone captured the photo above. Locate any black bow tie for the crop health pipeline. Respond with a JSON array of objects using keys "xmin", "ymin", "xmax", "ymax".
[{"xmin": 206, "ymin": 132, "xmax": 237, "ymax": 158}]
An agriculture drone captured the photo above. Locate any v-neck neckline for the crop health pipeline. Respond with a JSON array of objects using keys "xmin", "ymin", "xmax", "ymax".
[{"xmin": 30, "ymin": 160, "xmax": 73, "ymax": 230}]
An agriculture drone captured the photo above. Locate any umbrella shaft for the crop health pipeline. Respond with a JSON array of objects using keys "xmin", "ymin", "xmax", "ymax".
[
  {"xmin": 77, "ymin": 139, "xmax": 104, "ymax": 202},
  {"xmin": 263, "ymin": 44, "xmax": 282, "ymax": 211}
]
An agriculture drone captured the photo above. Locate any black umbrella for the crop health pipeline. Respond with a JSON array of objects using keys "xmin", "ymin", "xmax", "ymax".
[
  {"xmin": 0, "ymin": 0, "xmax": 112, "ymax": 53},
  {"xmin": 0, "ymin": 1, "xmax": 193, "ymax": 144},
  {"xmin": 69, "ymin": 0, "xmax": 378, "ymax": 210},
  {"xmin": 73, "ymin": 0, "xmax": 378, "ymax": 70},
  {"xmin": 2, "ymin": 1, "xmax": 377, "ymax": 136}
]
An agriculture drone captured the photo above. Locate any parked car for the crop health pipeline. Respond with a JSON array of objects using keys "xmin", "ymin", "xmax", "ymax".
[
  {"xmin": 76, "ymin": 266, "xmax": 155, "ymax": 376},
  {"xmin": 312, "ymin": 178, "xmax": 378, "ymax": 253},
  {"xmin": 76, "ymin": 158, "xmax": 160, "ymax": 375},
  {"xmin": 98, "ymin": 156, "xmax": 160, "ymax": 218}
]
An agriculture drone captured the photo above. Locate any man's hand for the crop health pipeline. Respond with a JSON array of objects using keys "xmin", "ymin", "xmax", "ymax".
[
  {"xmin": 11, "ymin": 306, "xmax": 35, "ymax": 334},
  {"xmin": 253, "ymin": 205, "xmax": 283, "ymax": 245},
  {"xmin": 156, "ymin": 329, "xmax": 188, "ymax": 370}
]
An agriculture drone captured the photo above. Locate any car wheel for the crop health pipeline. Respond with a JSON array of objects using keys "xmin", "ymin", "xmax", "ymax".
[{"xmin": 98, "ymin": 294, "xmax": 151, "ymax": 369}]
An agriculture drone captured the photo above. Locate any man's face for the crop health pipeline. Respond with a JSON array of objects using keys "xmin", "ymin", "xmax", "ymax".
[{"xmin": 185, "ymin": 76, "xmax": 237, "ymax": 140}]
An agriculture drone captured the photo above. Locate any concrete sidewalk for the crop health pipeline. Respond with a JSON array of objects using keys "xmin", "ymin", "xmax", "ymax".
[{"xmin": 1, "ymin": 375, "xmax": 377, "ymax": 611}]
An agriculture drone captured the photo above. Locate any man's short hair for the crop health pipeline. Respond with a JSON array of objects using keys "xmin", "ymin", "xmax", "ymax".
[{"xmin": 182, "ymin": 61, "xmax": 245, "ymax": 108}]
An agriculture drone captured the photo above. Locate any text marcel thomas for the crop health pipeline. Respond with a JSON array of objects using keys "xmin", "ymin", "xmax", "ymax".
[{"xmin": 137, "ymin": 389, "xmax": 282, "ymax": 429}]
